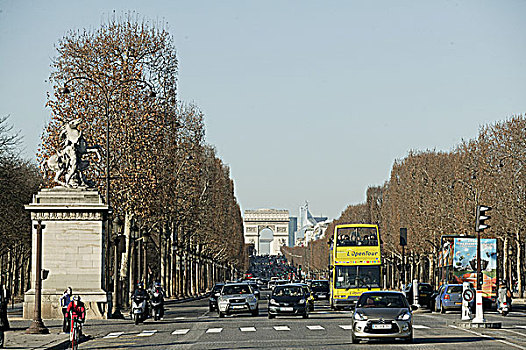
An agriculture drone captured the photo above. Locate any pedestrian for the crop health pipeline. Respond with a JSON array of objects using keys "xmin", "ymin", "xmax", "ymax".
[{"xmin": 60, "ymin": 287, "xmax": 73, "ymax": 333}]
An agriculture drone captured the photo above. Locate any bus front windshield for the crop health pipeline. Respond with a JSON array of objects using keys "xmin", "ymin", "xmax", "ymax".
[
  {"xmin": 334, "ymin": 265, "xmax": 381, "ymax": 289},
  {"xmin": 336, "ymin": 227, "xmax": 378, "ymax": 247}
]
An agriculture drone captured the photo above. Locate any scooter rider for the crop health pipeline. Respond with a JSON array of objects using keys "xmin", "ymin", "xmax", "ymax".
[
  {"xmin": 150, "ymin": 281, "xmax": 165, "ymax": 319},
  {"xmin": 133, "ymin": 282, "xmax": 149, "ymax": 315}
]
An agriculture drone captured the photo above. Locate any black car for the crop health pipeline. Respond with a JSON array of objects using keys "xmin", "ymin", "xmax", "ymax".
[
  {"xmin": 310, "ymin": 280, "xmax": 330, "ymax": 300},
  {"xmin": 268, "ymin": 284, "xmax": 310, "ymax": 319},
  {"xmin": 209, "ymin": 283, "xmax": 225, "ymax": 312},
  {"xmin": 404, "ymin": 283, "xmax": 433, "ymax": 308}
]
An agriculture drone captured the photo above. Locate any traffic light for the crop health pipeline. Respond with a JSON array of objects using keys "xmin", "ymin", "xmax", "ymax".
[
  {"xmin": 400, "ymin": 228, "xmax": 407, "ymax": 246},
  {"xmin": 475, "ymin": 205, "xmax": 491, "ymax": 232}
]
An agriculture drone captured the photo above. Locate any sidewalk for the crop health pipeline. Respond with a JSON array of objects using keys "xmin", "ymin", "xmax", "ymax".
[
  {"xmin": 3, "ymin": 319, "xmax": 70, "ymax": 350},
  {"xmin": 2, "ymin": 295, "xmax": 207, "ymax": 349}
]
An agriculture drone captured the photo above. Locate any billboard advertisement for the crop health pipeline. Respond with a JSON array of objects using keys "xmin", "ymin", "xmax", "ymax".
[{"xmin": 452, "ymin": 238, "xmax": 497, "ymax": 297}]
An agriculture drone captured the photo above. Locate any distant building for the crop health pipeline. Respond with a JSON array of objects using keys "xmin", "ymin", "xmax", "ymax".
[
  {"xmin": 243, "ymin": 209, "xmax": 290, "ymax": 256},
  {"xmin": 288, "ymin": 217, "xmax": 298, "ymax": 247},
  {"xmin": 295, "ymin": 201, "xmax": 330, "ymax": 246}
]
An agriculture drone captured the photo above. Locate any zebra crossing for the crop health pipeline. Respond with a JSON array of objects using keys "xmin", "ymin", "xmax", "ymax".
[
  {"xmin": 100, "ymin": 322, "xmax": 441, "ymax": 340},
  {"xmin": 102, "ymin": 324, "xmax": 352, "ymax": 339}
]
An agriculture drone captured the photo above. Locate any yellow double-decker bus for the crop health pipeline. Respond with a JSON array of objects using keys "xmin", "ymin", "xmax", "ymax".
[{"xmin": 329, "ymin": 223, "xmax": 382, "ymax": 309}]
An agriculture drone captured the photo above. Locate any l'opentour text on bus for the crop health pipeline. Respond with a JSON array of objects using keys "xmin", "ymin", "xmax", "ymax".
[{"xmin": 329, "ymin": 223, "xmax": 382, "ymax": 309}]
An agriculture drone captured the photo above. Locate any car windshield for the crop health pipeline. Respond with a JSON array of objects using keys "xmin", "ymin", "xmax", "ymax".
[
  {"xmin": 336, "ymin": 227, "xmax": 379, "ymax": 247},
  {"xmin": 334, "ymin": 265, "xmax": 381, "ymax": 289},
  {"xmin": 446, "ymin": 286, "xmax": 462, "ymax": 294},
  {"xmin": 357, "ymin": 293, "xmax": 407, "ymax": 308},
  {"xmin": 213, "ymin": 284, "xmax": 224, "ymax": 292},
  {"xmin": 273, "ymin": 286, "xmax": 303, "ymax": 297},
  {"xmin": 222, "ymin": 285, "xmax": 252, "ymax": 295},
  {"xmin": 311, "ymin": 281, "xmax": 329, "ymax": 288}
]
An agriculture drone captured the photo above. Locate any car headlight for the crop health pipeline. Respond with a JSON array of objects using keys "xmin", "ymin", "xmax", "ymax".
[
  {"xmin": 269, "ymin": 298, "xmax": 279, "ymax": 306},
  {"xmin": 299, "ymin": 299, "xmax": 306, "ymax": 304},
  {"xmin": 354, "ymin": 312, "xmax": 367, "ymax": 321},
  {"xmin": 397, "ymin": 311, "xmax": 411, "ymax": 321}
]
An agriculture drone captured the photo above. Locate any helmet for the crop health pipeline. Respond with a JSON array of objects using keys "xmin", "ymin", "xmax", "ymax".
[
  {"xmin": 73, "ymin": 295, "xmax": 81, "ymax": 302},
  {"xmin": 154, "ymin": 281, "xmax": 161, "ymax": 287},
  {"xmin": 137, "ymin": 282, "xmax": 144, "ymax": 289}
]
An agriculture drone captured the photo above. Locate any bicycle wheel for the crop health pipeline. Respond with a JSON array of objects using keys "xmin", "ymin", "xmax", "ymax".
[{"xmin": 71, "ymin": 322, "xmax": 78, "ymax": 350}]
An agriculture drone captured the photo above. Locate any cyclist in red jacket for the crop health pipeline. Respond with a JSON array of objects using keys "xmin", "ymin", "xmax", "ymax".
[{"xmin": 67, "ymin": 295, "xmax": 86, "ymax": 335}]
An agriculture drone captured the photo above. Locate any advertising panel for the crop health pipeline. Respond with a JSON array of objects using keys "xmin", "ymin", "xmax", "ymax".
[{"xmin": 452, "ymin": 238, "xmax": 497, "ymax": 298}]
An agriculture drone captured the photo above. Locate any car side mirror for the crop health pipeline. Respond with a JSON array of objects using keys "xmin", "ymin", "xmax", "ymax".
[{"xmin": 411, "ymin": 305, "xmax": 418, "ymax": 311}]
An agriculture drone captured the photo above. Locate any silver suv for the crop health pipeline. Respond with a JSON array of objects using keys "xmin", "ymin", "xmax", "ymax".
[{"xmin": 217, "ymin": 283, "xmax": 259, "ymax": 318}]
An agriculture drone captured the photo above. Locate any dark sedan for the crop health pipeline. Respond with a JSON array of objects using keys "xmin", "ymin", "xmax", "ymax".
[
  {"xmin": 310, "ymin": 280, "xmax": 330, "ymax": 300},
  {"xmin": 268, "ymin": 284, "xmax": 309, "ymax": 319}
]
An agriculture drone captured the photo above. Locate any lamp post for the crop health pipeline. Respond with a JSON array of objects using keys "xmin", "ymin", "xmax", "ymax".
[
  {"xmin": 142, "ymin": 229, "xmax": 150, "ymax": 287},
  {"xmin": 62, "ymin": 76, "xmax": 155, "ymax": 293},
  {"xmin": 26, "ymin": 221, "xmax": 49, "ymax": 334},
  {"xmin": 112, "ymin": 216, "xmax": 124, "ymax": 318}
]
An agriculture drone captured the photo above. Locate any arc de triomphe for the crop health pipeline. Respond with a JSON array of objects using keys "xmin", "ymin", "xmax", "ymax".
[{"xmin": 243, "ymin": 209, "xmax": 289, "ymax": 255}]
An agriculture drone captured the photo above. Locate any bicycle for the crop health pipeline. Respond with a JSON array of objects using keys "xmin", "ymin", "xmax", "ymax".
[{"xmin": 69, "ymin": 314, "xmax": 82, "ymax": 350}]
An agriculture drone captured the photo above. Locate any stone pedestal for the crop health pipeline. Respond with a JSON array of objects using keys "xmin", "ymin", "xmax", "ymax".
[{"xmin": 24, "ymin": 187, "xmax": 109, "ymax": 319}]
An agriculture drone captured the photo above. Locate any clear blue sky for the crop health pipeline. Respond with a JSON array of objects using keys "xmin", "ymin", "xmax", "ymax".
[{"xmin": 1, "ymin": 1, "xmax": 525, "ymax": 220}]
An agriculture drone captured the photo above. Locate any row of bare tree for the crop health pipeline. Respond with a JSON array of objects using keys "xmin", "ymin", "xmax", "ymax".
[
  {"xmin": 35, "ymin": 16, "xmax": 247, "ymax": 303},
  {"xmin": 286, "ymin": 115, "xmax": 526, "ymax": 296},
  {"xmin": 0, "ymin": 117, "xmax": 42, "ymax": 302}
]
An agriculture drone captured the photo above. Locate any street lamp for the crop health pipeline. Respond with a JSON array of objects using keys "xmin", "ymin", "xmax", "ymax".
[
  {"xmin": 142, "ymin": 229, "xmax": 150, "ymax": 287},
  {"xmin": 62, "ymin": 76, "xmax": 155, "ymax": 294},
  {"xmin": 112, "ymin": 216, "xmax": 124, "ymax": 318}
]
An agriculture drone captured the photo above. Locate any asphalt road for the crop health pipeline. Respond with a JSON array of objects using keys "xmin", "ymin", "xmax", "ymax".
[{"xmin": 70, "ymin": 292, "xmax": 526, "ymax": 349}]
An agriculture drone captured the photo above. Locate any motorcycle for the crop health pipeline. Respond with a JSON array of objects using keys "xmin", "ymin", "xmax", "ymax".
[
  {"xmin": 150, "ymin": 289, "xmax": 164, "ymax": 321},
  {"xmin": 132, "ymin": 294, "xmax": 149, "ymax": 325}
]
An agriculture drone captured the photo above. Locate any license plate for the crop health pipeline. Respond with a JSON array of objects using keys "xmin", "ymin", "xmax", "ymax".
[
  {"xmin": 280, "ymin": 307, "xmax": 293, "ymax": 311},
  {"xmin": 455, "ymin": 302, "xmax": 462, "ymax": 305},
  {"xmin": 372, "ymin": 324, "xmax": 392, "ymax": 330},
  {"xmin": 318, "ymin": 294, "xmax": 326, "ymax": 297},
  {"xmin": 232, "ymin": 305, "xmax": 245, "ymax": 309}
]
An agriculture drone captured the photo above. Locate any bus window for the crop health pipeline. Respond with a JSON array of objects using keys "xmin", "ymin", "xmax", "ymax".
[
  {"xmin": 336, "ymin": 227, "xmax": 378, "ymax": 247},
  {"xmin": 334, "ymin": 266, "xmax": 381, "ymax": 289}
]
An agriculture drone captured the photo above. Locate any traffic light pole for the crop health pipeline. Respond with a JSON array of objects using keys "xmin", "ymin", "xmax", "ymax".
[{"xmin": 473, "ymin": 205, "xmax": 491, "ymax": 324}]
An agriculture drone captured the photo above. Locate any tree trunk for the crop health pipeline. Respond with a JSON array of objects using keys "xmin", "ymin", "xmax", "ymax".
[
  {"xmin": 504, "ymin": 236, "xmax": 509, "ymax": 285},
  {"xmin": 516, "ymin": 231, "xmax": 523, "ymax": 297}
]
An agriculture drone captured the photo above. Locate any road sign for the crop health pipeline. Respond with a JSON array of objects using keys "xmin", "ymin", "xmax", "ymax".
[{"xmin": 463, "ymin": 289, "xmax": 474, "ymax": 302}]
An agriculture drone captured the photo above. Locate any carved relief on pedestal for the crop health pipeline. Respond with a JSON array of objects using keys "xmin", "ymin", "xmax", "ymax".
[{"xmin": 31, "ymin": 211, "xmax": 103, "ymax": 221}]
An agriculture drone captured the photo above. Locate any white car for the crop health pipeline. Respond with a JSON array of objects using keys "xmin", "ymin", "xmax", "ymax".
[{"xmin": 217, "ymin": 283, "xmax": 259, "ymax": 318}]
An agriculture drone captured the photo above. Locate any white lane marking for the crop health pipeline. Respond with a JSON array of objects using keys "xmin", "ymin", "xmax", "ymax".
[
  {"xmin": 273, "ymin": 326, "xmax": 290, "ymax": 331},
  {"xmin": 516, "ymin": 326, "xmax": 526, "ymax": 329},
  {"xmin": 206, "ymin": 328, "xmax": 223, "ymax": 333},
  {"xmin": 240, "ymin": 327, "xmax": 256, "ymax": 332},
  {"xmin": 137, "ymin": 330, "xmax": 157, "ymax": 337},
  {"xmin": 449, "ymin": 325, "xmax": 526, "ymax": 350},
  {"xmin": 174, "ymin": 316, "xmax": 186, "ymax": 320},
  {"xmin": 505, "ymin": 329, "xmax": 526, "ymax": 338},
  {"xmin": 104, "ymin": 332, "xmax": 123, "ymax": 338},
  {"xmin": 307, "ymin": 325, "xmax": 325, "ymax": 330},
  {"xmin": 413, "ymin": 325, "xmax": 430, "ymax": 329},
  {"xmin": 172, "ymin": 329, "xmax": 190, "ymax": 335},
  {"xmin": 339, "ymin": 325, "xmax": 353, "ymax": 330}
]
